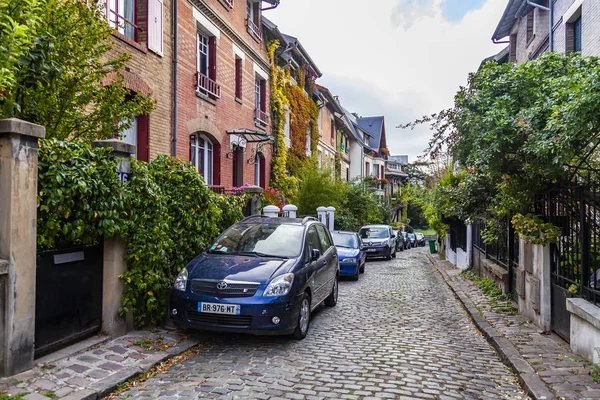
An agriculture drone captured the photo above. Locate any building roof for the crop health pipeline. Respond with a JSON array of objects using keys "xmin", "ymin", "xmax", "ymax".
[
  {"xmin": 356, "ymin": 116, "xmax": 384, "ymax": 151},
  {"xmin": 480, "ymin": 45, "xmax": 510, "ymax": 68},
  {"xmin": 492, "ymin": 0, "xmax": 540, "ymax": 41},
  {"xmin": 314, "ymin": 84, "xmax": 344, "ymax": 115},
  {"xmin": 262, "ymin": 17, "xmax": 322, "ymax": 78}
]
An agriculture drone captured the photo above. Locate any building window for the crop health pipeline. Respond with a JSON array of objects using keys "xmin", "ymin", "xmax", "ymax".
[
  {"xmin": 196, "ymin": 31, "xmax": 220, "ymax": 98},
  {"xmin": 509, "ymin": 33, "xmax": 517, "ymax": 62},
  {"xmin": 118, "ymin": 115, "xmax": 149, "ymax": 161},
  {"xmin": 318, "ymin": 151, "xmax": 322, "ymax": 168},
  {"xmin": 526, "ymin": 11, "xmax": 534, "ymax": 45},
  {"xmin": 246, "ymin": 0, "xmax": 262, "ymax": 41},
  {"xmin": 346, "ymin": 167, "xmax": 349, "ymax": 181},
  {"xmin": 232, "ymin": 146, "xmax": 244, "ymax": 187},
  {"xmin": 254, "ymin": 76, "xmax": 267, "ymax": 126},
  {"xmin": 254, "ymin": 153, "xmax": 266, "ymax": 188},
  {"xmin": 191, "ymin": 133, "xmax": 213, "ymax": 185},
  {"xmin": 235, "ymin": 57, "xmax": 243, "ymax": 100},
  {"xmin": 574, "ymin": 16, "xmax": 582, "ymax": 52},
  {"xmin": 365, "ymin": 162, "xmax": 370, "ymax": 177},
  {"xmin": 108, "ymin": 0, "xmax": 136, "ymax": 40},
  {"xmin": 330, "ymin": 124, "xmax": 335, "ymax": 146}
]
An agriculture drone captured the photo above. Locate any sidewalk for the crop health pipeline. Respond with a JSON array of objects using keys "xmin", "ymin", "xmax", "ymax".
[
  {"xmin": 0, "ymin": 328, "xmax": 201, "ymax": 400},
  {"xmin": 427, "ymin": 253, "xmax": 600, "ymax": 400}
]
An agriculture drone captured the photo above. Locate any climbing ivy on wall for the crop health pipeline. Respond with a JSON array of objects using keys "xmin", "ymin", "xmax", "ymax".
[{"xmin": 267, "ymin": 39, "xmax": 318, "ymax": 200}]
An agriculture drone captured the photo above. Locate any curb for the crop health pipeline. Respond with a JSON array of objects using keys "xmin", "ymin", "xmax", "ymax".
[
  {"xmin": 425, "ymin": 253, "xmax": 556, "ymax": 400},
  {"xmin": 60, "ymin": 337, "xmax": 200, "ymax": 400}
]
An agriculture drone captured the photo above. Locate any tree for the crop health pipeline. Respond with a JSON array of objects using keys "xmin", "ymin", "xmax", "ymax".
[
  {"xmin": 0, "ymin": 0, "xmax": 153, "ymax": 141},
  {"xmin": 401, "ymin": 53, "xmax": 600, "ymax": 222}
]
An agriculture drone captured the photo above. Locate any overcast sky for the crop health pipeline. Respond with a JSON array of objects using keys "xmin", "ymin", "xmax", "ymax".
[{"xmin": 268, "ymin": 0, "xmax": 508, "ymax": 162}]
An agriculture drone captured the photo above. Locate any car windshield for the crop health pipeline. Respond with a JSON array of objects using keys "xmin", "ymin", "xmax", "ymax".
[
  {"xmin": 208, "ymin": 223, "xmax": 304, "ymax": 258},
  {"xmin": 331, "ymin": 232, "xmax": 358, "ymax": 248},
  {"xmin": 408, "ymin": 233, "xmax": 416, "ymax": 239},
  {"xmin": 359, "ymin": 227, "xmax": 389, "ymax": 239},
  {"xmin": 415, "ymin": 233, "xmax": 424, "ymax": 238}
]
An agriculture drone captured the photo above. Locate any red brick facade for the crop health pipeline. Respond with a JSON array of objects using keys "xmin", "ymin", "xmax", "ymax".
[
  {"xmin": 176, "ymin": 0, "xmax": 272, "ymax": 189},
  {"xmin": 104, "ymin": 0, "xmax": 273, "ymax": 189},
  {"xmin": 104, "ymin": 0, "xmax": 174, "ymax": 161}
]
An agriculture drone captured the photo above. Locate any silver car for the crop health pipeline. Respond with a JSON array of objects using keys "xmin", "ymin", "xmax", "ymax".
[{"xmin": 358, "ymin": 225, "xmax": 397, "ymax": 260}]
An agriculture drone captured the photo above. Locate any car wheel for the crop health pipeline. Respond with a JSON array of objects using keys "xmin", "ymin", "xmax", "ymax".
[
  {"xmin": 293, "ymin": 293, "xmax": 311, "ymax": 340},
  {"xmin": 385, "ymin": 249, "xmax": 392, "ymax": 260},
  {"xmin": 325, "ymin": 277, "xmax": 339, "ymax": 306},
  {"xmin": 392, "ymin": 247, "xmax": 397, "ymax": 258},
  {"xmin": 359, "ymin": 261, "xmax": 365, "ymax": 274}
]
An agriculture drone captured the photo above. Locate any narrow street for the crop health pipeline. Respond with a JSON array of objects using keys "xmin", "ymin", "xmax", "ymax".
[{"xmin": 114, "ymin": 249, "xmax": 527, "ymax": 400}]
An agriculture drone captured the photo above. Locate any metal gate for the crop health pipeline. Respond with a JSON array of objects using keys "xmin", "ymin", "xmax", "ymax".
[
  {"xmin": 535, "ymin": 180, "xmax": 600, "ymax": 342},
  {"xmin": 35, "ymin": 244, "xmax": 103, "ymax": 357}
]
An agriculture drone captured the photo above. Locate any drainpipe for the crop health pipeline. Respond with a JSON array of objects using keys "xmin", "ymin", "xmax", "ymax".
[
  {"xmin": 172, "ymin": 0, "xmax": 179, "ymax": 157},
  {"xmin": 526, "ymin": 0, "xmax": 553, "ymax": 52},
  {"xmin": 261, "ymin": 0, "xmax": 280, "ymax": 11}
]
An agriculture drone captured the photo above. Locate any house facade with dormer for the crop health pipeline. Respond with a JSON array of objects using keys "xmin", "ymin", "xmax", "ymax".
[
  {"xmin": 105, "ymin": 0, "xmax": 280, "ymax": 190},
  {"xmin": 491, "ymin": 0, "xmax": 600, "ymax": 64}
]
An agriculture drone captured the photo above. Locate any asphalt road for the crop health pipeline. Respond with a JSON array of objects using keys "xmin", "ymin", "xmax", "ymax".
[{"xmin": 112, "ymin": 247, "xmax": 527, "ymax": 400}]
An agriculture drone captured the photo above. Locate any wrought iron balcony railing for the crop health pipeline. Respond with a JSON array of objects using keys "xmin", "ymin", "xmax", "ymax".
[
  {"xmin": 246, "ymin": 18, "xmax": 262, "ymax": 42},
  {"xmin": 254, "ymin": 108, "xmax": 269, "ymax": 126},
  {"xmin": 196, "ymin": 72, "xmax": 221, "ymax": 98}
]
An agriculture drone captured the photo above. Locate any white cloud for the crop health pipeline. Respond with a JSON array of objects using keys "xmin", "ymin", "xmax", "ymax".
[
  {"xmin": 267, "ymin": 0, "xmax": 508, "ymax": 161},
  {"xmin": 391, "ymin": 0, "xmax": 438, "ymax": 30}
]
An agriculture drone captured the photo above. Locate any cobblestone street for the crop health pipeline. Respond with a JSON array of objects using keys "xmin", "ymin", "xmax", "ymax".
[{"xmin": 114, "ymin": 249, "xmax": 527, "ymax": 400}]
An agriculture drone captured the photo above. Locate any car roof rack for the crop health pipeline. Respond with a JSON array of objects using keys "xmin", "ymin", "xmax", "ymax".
[{"xmin": 301, "ymin": 216, "xmax": 319, "ymax": 225}]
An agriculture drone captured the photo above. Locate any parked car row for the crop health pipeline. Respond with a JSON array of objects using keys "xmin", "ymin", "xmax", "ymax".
[
  {"xmin": 169, "ymin": 216, "xmax": 428, "ymax": 341},
  {"xmin": 393, "ymin": 230, "xmax": 427, "ymax": 251}
]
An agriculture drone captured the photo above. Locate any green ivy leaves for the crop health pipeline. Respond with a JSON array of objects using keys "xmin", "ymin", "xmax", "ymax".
[{"xmin": 38, "ymin": 141, "xmax": 245, "ymax": 328}]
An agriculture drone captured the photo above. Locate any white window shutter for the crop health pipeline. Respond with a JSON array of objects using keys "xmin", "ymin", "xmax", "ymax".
[{"xmin": 148, "ymin": 0, "xmax": 163, "ymax": 55}]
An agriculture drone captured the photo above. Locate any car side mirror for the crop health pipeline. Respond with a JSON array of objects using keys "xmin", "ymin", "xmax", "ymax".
[
  {"xmin": 391, "ymin": 234, "xmax": 396, "ymax": 238},
  {"xmin": 311, "ymin": 248, "xmax": 320, "ymax": 261}
]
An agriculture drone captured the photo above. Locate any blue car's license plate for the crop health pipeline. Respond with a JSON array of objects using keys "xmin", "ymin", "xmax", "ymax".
[{"xmin": 198, "ymin": 302, "xmax": 241, "ymax": 315}]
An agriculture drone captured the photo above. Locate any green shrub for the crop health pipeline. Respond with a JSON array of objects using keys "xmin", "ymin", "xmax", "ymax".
[
  {"xmin": 37, "ymin": 139, "xmax": 126, "ymax": 249},
  {"xmin": 37, "ymin": 142, "xmax": 246, "ymax": 327}
]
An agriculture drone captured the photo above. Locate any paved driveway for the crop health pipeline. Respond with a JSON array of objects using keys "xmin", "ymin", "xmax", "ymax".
[{"xmin": 113, "ymin": 248, "xmax": 527, "ymax": 399}]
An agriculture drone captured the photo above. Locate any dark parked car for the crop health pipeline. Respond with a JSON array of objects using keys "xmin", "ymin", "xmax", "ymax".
[
  {"xmin": 401, "ymin": 231, "xmax": 411, "ymax": 249},
  {"xmin": 407, "ymin": 233, "xmax": 417, "ymax": 247},
  {"xmin": 331, "ymin": 231, "xmax": 366, "ymax": 280},
  {"xmin": 393, "ymin": 230, "xmax": 404, "ymax": 251},
  {"xmin": 358, "ymin": 225, "xmax": 397, "ymax": 260},
  {"xmin": 169, "ymin": 215, "xmax": 339, "ymax": 340},
  {"xmin": 415, "ymin": 232, "xmax": 426, "ymax": 247}
]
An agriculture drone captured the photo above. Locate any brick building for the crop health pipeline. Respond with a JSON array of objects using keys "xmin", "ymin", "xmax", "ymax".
[
  {"xmin": 175, "ymin": 0, "xmax": 277, "ymax": 190},
  {"xmin": 103, "ymin": 0, "xmax": 174, "ymax": 161},
  {"xmin": 104, "ymin": 0, "xmax": 278, "ymax": 189},
  {"xmin": 491, "ymin": 0, "xmax": 600, "ymax": 63}
]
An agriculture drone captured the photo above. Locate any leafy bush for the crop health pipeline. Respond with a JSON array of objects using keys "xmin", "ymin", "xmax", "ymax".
[
  {"xmin": 37, "ymin": 139, "xmax": 126, "ymax": 249},
  {"xmin": 297, "ymin": 161, "xmax": 345, "ymax": 217},
  {"xmin": 511, "ymin": 213, "xmax": 561, "ymax": 245},
  {"xmin": 37, "ymin": 142, "xmax": 246, "ymax": 327}
]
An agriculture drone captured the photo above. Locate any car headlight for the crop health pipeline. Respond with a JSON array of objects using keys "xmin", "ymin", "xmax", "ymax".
[
  {"xmin": 264, "ymin": 273, "xmax": 294, "ymax": 297},
  {"xmin": 342, "ymin": 258, "xmax": 356, "ymax": 263},
  {"xmin": 174, "ymin": 268, "xmax": 188, "ymax": 292}
]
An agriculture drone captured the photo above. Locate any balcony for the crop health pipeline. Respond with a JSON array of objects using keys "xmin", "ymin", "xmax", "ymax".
[
  {"xmin": 246, "ymin": 18, "xmax": 262, "ymax": 42},
  {"xmin": 218, "ymin": 0, "xmax": 234, "ymax": 9},
  {"xmin": 196, "ymin": 72, "xmax": 221, "ymax": 99},
  {"xmin": 254, "ymin": 108, "xmax": 269, "ymax": 126},
  {"xmin": 208, "ymin": 185, "xmax": 226, "ymax": 194}
]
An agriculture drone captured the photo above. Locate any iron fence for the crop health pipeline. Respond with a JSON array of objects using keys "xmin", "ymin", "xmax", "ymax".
[
  {"xmin": 473, "ymin": 217, "xmax": 519, "ymax": 300},
  {"xmin": 535, "ymin": 179, "xmax": 600, "ymax": 307}
]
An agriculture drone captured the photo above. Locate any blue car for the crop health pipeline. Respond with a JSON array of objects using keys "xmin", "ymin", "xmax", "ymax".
[
  {"xmin": 169, "ymin": 215, "xmax": 339, "ymax": 340},
  {"xmin": 331, "ymin": 231, "xmax": 366, "ymax": 280}
]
